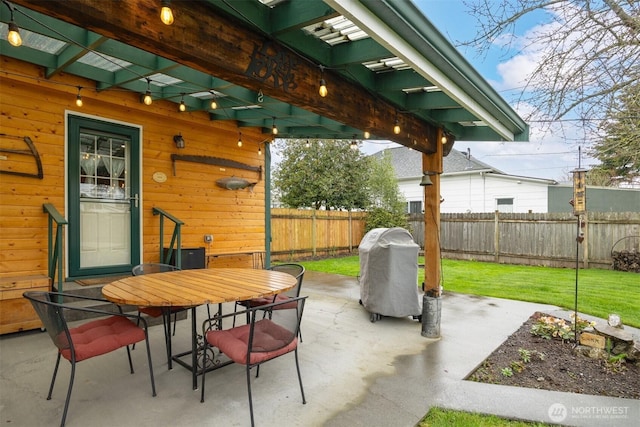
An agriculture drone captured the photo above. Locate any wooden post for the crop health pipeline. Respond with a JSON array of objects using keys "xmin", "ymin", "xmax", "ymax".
[{"xmin": 422, "ymin": 130, "xmax": 444, "ymax": 297}]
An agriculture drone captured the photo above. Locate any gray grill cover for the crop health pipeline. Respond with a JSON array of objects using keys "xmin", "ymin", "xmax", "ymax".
[{"xmin": 358, "ymin": 227, "xmax": 421, "ymax": 317}]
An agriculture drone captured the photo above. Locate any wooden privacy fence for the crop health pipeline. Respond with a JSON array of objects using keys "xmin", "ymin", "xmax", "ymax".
[
  {"xmin": 409, "ymin": 211, "xmax": 640, "ymax": 269},
  {"xmin": 271, "ymin": 208, "xmax": 367, "ymax": 261},
  {"xmin": 271, "ymin": 209, "xmax": 639, "ymax": 269}
]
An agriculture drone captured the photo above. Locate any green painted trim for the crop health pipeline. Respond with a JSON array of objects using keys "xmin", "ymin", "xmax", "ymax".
[
  {"xmin": 265, "ymin": 141, "xmax": 272, "ymax": 269},
  {"xmin": 67, "ymin": 115, "xmax": 141, "ymax": 277}
]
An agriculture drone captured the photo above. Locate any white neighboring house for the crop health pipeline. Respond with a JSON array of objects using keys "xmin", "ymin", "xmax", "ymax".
[{"xmin": 381, "ymin": 147, "xmax": 558, "ymax": 213}]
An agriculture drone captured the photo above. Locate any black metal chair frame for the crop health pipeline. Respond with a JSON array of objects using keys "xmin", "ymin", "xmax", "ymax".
[
  {"xmin": 23, "ymin": 291, "xmax": 156, "ymax": 427},
  {"xmin": 200, "ymin": 296, "xmax": 308, "ymax": 427},
  {"xmin": 233, "ymin": 264, "xmax": 305, "ymax": 331}
]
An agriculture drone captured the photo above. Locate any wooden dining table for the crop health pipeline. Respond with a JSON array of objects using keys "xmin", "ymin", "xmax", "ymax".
[{"xmin": 102, "ymin": 268, "xmax": 297, "ymax": 389}]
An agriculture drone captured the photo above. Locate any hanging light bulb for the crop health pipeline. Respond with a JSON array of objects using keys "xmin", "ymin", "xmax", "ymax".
[
  {"xmin": 363, "ymin": 131, "xmax": 370, "ymax": 139},
  {"xmin": 160, "ymin": 0, "xmax": 174, "ymax": 25},
  {"xmin": 441, "ymin": 134, "xmax": 448, "ymax": 144},
  {"xmin": 4, "ymin": 2, "xmax": 22, "ymax": 47},
  {"xmin": 142, "ymin": 79, "xmax": 152, "ymax": 105},
  {"xmin": 318, "ymin": 65, "xmax": 328, "ymax": 97},
  {"xmin": 258, "ymin": 145, "xmax": 262, "ymax": 156},
  {"xmin": 209, "ymin": 92, "xmax": 218, "ymax": 109},
  {"xmin": 393, "ymin": 118, "xmax": 401, "ymax": 135},
  {"xmin": 350, "ymin": 140, "xmax": 358, "ymax": 150},
  {"xmin": 179, "ymin": 94, "xmax": 186, "ymax": 112},
  {"xmin": 7, "ymin": 21, "xmax": 21, "ymax": 47},
  {"xmin": 272, "ymin": 117, "xmax": 278, "ymax": 135},
  {"xmin": 237, "ymin": 131, "xmax": 243, "ymax": 147},
  {"xmin": 319, "ymin": 79, "xmax": 328, "ymax": 98},
  {"xmin": 305, "ymin": 139, "xmax": 310, "ymax": 148},
  {"xmin": 75, "ymin": 87, "xmax": 83, "ymax": 107}
]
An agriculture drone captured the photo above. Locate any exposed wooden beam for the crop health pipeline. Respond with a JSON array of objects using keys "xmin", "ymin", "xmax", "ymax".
[{"xmin": 13, "ymin": 0, "xmax": 438, "ymax": 153}]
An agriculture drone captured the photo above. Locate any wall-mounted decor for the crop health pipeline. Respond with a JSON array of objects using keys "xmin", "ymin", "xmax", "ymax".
[
  {"xmin": 171, "ymin": 154, "xmax": 261, "ymax": 181},
  {"xmin": 215, "ymin": 176, "xmax": 255, "ymax": 190},
  {"xmin": 152, "ymin": 171, "xmax": 167, "ymax": 183},
  {"xmin": 0, "ymin": 134, "xmax": 43, "ymax": 179}
]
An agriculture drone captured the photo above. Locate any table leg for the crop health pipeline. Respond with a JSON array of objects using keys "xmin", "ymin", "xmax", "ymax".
[
  {"xmin": 191, "ymin": 306, "xmax": 197, "ymax": 390},
  {"xmin": 165, "ymin": 310, "xmax": 173, "ymax": 370}
]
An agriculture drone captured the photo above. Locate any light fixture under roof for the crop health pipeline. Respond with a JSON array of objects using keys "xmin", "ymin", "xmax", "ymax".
[
  {"xmin": 75, "ymin": 86, "xmax": 83, "ymax": 107},
  {"xmin": 160, "ymin": 0, "xmax": 174, "ymax": 25}
]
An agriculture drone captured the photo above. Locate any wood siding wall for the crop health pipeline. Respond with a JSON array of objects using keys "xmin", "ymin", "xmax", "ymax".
[
  {"xmin": 271, "ymin": 209, "xmax": 367, "ymax": 261},
  {"xmin": 1, "ymin": 57, "xmax": 266, "ymax": 278}
]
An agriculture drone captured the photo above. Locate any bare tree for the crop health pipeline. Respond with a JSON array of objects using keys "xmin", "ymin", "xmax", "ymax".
[{"xmin": 462, "ymin": 0, "xmax": 640, "ymax": 137}]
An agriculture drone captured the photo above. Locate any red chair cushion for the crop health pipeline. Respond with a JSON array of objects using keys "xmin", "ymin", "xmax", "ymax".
[
  {"xmin": 206, "ymin": 319, "xmax": 297, "ymax": 365},
  {"xmin": 138, "ymin": 306, "xmax": 185, "ymax": 317},
  {"xmin": 60, "ymin": 316, "xmax": 145, "ymax": 362},
  {"xmin": 243, "ymin": 294, "xmax": 296, "ymax": 309}
]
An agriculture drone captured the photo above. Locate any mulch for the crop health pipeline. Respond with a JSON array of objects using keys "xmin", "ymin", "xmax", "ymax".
[{"xmin": 465, "ymin": 312, "xmax": 640, "ymax": 400}]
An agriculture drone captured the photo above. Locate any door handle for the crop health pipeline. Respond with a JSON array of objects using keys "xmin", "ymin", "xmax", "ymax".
[{"xmin": 130, "ymin": 194, "xmax": 139, "ymax": 208}]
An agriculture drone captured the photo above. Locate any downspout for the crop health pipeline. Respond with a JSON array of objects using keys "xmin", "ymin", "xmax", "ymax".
[{"xmin": 265, "ymin": 142, "xmax": 271, "ymax": 269}]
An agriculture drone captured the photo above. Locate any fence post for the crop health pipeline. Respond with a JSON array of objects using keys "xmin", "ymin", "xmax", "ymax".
[
  {"xmin": 583, "ymin": 214, "xmax": 589, "ymax": 268},
  {"xmin": 494, "ymin": 210, "xmax": 500, "ymax": 263},
  {"xmin": 348, "ymin": 211, "xmax": 353, "ymax": 253},
  {"xmin": 312, "ymin": 209, "xmax": 317, "ymax": 257}
]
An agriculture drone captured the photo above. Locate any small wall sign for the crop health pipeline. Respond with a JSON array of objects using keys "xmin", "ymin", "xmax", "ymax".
[{"xmin": 152, "ymin": 171, "xmax": 167, "ymax": 183}]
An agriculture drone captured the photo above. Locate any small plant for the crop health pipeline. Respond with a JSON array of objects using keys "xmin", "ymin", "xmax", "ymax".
[
  {"xmin": 519, "ymin": 348, "xmax": 531, "ymax": 363},
  {"xmin": 468, "ymin": 360, "xmax": 498, "ymax": 384},
  {"xmin": 530, "ymin": 314, "xmax": 595, "ymax": 341},
  {"xmin": 605, "ymin": 353, "xmax": 628, "ymax": 373},
  {"xmin": 510, "ymin": 361, "xmax": 525, "ymax": 373},
  {"xmin": 501, "ymin": 367, "xmax": 513, "ymax": 377}
]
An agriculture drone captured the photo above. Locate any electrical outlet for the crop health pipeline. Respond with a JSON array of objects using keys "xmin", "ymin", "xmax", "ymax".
[{"xmin": 204, "ymin": 234, "xmax": 213, "ymax": 243}]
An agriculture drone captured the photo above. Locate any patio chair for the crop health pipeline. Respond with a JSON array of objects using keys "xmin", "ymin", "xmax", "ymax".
[
  {"xmin": 23, "ymin": 291, "xmax": 156, "ymax": 427},
  {"xmin": 200, "ymin": 296, "xmax": 308, "ymax": 427},
  {"xmin": 233, "ymin": 264, "xmax": 305, "ymax": 340}
]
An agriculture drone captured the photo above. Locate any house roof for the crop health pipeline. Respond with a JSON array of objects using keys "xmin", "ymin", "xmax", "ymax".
[
  {"xmin": 379, "ymin": 146, "xmax": 503, "ymax": 179},
  {"xmin": 2, "ymin": 0, "xmax": 529, "ymax": 151}
]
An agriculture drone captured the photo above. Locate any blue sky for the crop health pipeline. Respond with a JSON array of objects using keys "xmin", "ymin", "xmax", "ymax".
[{"xmin": 360, "ymin": 0, "xmax": 586, "ymax": 182}]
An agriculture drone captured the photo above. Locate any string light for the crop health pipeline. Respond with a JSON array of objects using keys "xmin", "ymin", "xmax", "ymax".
[
  {"xmin": 209, "ymin": 91, "xmax": 218, "ymax": 109},
  {"xmin": 350, "ymin": 140, "xmax": 358, "ymax": 150},
  {"xmin": 160, "ymin": 0, "xmax": 174, "ymax": 25},
  {"xmin": 393, "ymin": 118, "xmax": 401, "ymax": 135},
  {"xmin": 75, "ymin": 86, "xmax": 83, "ymax": 107},
  {"xmin": 363, "ymin": 131, "xmax": 370, "ymax": 139},
  {"xmin": 4, "ymin": 1, "xmax": 22, "ymax": 47},
  {"xmin": 318, "ymin": 65, "xmax": 327, "ymax": 97},
  {"xmin": 179, "ymin": 93, "xmax": 186, "ymax": 112},
  {"xmin": 237, "ymin": 131, "xmax": 243, "ymax": 147},
  {"xmin": 143, "ymin": 79, "xmax": 152, "ymax": 105},
  {"xmin": 272, "ymin": 117, "xmax": 278, "ymax": 135},
  {"xmin": 258, "ymin": 145, "xmax": 262, "ymax": 156},
  {"xmin": 305, "ymin": 139, "xmax": 310, "ymax": 148}
]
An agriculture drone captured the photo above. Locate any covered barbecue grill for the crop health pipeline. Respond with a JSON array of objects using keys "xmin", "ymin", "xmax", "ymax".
[{"xmin": 358, "ymin": 227, "xmax": 421, "ymax": 322}]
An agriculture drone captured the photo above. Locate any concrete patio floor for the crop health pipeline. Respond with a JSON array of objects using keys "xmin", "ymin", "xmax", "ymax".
[{"xmin": 1, "ymin": 271, "xmax": 638, "ymax": 426}]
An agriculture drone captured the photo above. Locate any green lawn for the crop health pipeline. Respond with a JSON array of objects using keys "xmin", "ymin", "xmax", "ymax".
[
  {"xmin": 296, "ymin": 256, "xmax": 640, "ymax": 328},
  {"xmin": 418, "ymin": 407, "xmax": 553, "ymax": 427}
]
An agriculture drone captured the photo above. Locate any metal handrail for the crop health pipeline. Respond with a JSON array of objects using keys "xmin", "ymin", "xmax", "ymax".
[
  {"xmin": 152, "ymin": 207, "xmax": 184, "ymax": 269},
  {"xmin": 43, "ymin": 203, "xmax": 68, "ymax": 292}
]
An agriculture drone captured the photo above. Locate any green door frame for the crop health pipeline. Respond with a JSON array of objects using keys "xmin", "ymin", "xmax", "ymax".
[{"xmin": 67, "ymin": 115, "xmax": 141, "ymax": 278}]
